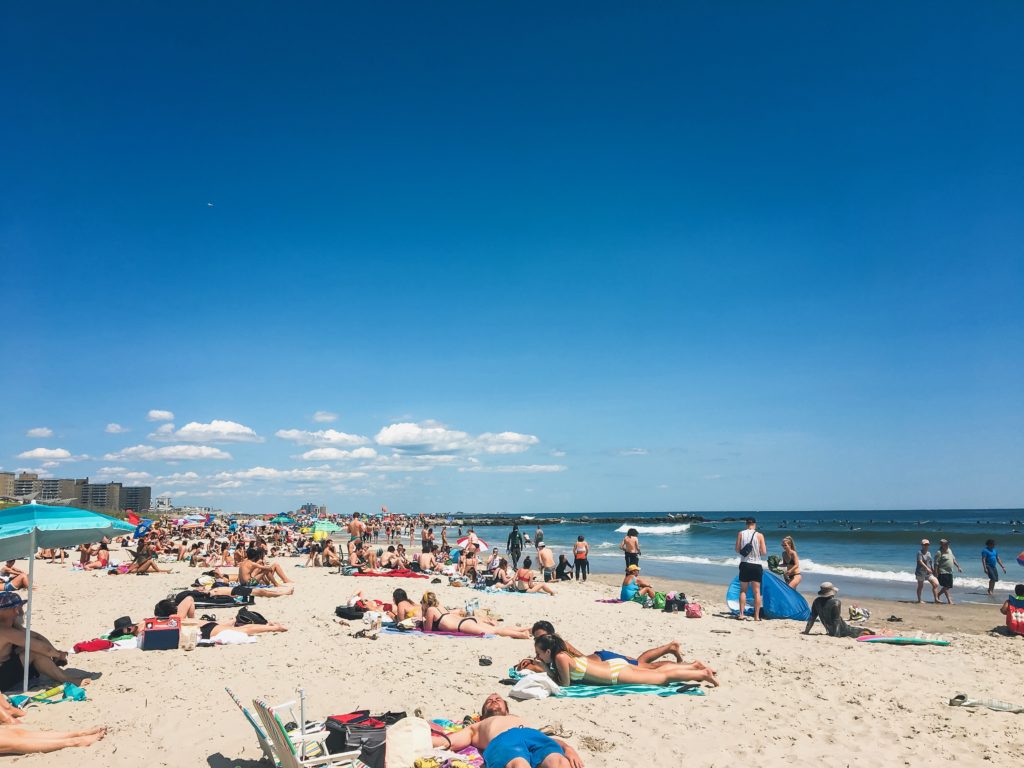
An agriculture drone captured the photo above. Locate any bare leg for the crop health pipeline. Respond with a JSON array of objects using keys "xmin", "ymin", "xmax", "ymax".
[
  {"xmin": 177, "ymin": 596, "xmax": 197, "ymax": 619},
  {"xmin": 619, "ymin": 663, "xmax": 719, "ymax": 687},
  {"xmin": 23, "ymin": 651, "xmax": 91, "ymax": 686},
  {"xmin": 252, "ymin": 585, "xmax": 294, "ymax": 598},
  {"xmin": 752, "ymin": 582, "xmax": 763, "ymax": 621},
  {"xmin": 789, "ymin": 573, "xmax": 802, "ymax": 589},
  {"xmin": 269, "ymin": 563, "xmax": 293, "ymax": 584},
  {"xmin": 916, "ymin": 580, "xmax": 924, "ymax": 603},
  {"xmin": 539, "ymin": 753, "xmax": 573, "ymax": 768},
  {"xmin": 637, "ymin": 641, "xmax": 683, "ymax": 665},
  {"xmin": 0, "ymin": 726, "xmax": 106, "ymax": 754},
  {"xmin": 738, "ymin": 580, "xmax": 748, "ymax": 618}
]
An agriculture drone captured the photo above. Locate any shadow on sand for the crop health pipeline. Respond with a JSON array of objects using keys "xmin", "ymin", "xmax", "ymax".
[{"xmin": 207, "ymin": 753, "xmax": 266, "ymax": 768}]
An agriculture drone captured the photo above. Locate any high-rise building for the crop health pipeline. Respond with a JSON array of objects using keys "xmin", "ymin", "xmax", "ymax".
[
  {"xmin": 121, "ymin": 486, "xmax": 151, "ymax": 515},
  {"xmin": 0, "ymin": 472, "xmax": 14, "ymax": 498},
  {"xmin": 78, "ymin": 482, "xmax": 122, "ymax": 512},
  {"xmin": 14, "ymin": 472, "xmax": 40, "ymax": 498}
]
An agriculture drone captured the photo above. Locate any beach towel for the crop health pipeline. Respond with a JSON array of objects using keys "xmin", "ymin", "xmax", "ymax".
[
  {"xmin": 383, "ymin": 626, "xmax": 495, "ymax": 639},
  {"xmin": 856, "ymin": 635, "xmax": 950, "ymax": 646},
  {"xmin": 506, "ymin": 668, "xmax": 704, "ymax": 698},
  {"xmin": 353, "ymin": 569, "xmax": 427, "ymax": 579},
  {"xmin": 197, "ymin": 630, "xmax": 257, "ymax": 646},
  {"xmin": 595, "ymin": 598, "xmax": 626, "ymax": 604}
]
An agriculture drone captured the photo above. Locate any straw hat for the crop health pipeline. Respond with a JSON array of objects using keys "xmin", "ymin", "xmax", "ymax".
[{"xmin": 817, "ymin": 582, "xmax": 838, "ymax": 597}]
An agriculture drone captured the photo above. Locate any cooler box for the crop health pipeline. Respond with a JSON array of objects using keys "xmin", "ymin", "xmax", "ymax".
[{"xmin": 139, "ymin": 617, "xmax": 181, "ymax": 650}]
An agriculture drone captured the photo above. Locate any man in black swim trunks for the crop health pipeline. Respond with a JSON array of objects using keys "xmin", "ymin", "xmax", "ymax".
[{"xmin": 0, "ymin": 592, "xmax": 91, "ymax": 689}]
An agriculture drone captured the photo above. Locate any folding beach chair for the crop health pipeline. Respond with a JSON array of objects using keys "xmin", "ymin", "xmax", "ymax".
[
  {"xmin": 254, "ymin": 698, "xmax": 360, "ymax": 768},
  {"xmin": 226, "ymin": 687, "xmax": 276, "ymax": 764}
]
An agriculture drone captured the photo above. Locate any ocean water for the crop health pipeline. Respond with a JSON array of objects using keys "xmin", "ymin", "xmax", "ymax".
[{"xmin": 457, "ymin": 510, "xmax": 1024, "ymax": 602}]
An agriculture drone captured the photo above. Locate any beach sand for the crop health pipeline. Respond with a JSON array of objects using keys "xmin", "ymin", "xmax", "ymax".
[{"xmin": 12, "ymin": 555, "xmax": 1024, "ymax": 767}]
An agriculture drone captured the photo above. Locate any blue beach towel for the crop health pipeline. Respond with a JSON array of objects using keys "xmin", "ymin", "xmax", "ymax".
[{"xmin": 507, "ymin": 668, "xmax": 704, "ymax": 698}]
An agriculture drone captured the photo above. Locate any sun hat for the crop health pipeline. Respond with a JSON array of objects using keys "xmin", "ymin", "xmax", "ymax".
[
  {"xmin": 108, "ymin": 616, "xmax": 136, "ymax": 637},
  {"xmin": 921, "ymin": 539, "xmax": 930, "ymax": 545},
  {"xmin": 817, "ymin": 582, "xmax": 838, "ymax": 597},
  {"xmin": 0, "ymin": 592, "xmax": 26, "ymax": 610},
  {"xmin": 627, "ymin": 564, "xmax": 640, "ymax": 572},
  {"xmin": 939, "ymin": 539, "xmax": 949, "ymax": 544},
  {"xmin": 538, "ymin": 542, "xmax": 545, "ymax": 548}
]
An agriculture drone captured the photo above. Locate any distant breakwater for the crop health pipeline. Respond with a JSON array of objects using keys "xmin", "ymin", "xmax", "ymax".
[{"xmin": 437, "ymin": 513, "xmax": 706, "ymax": 526}]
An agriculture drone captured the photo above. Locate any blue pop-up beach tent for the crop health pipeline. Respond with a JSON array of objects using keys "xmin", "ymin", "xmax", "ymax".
[{"xmin": 726, "ymin": 570, "xmax": 810, "ymax": 621}]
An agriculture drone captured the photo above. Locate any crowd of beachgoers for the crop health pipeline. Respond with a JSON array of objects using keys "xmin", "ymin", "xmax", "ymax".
[{"xmin": 2, "ymin": 509, "xmax": 1023, "ymax": 765}]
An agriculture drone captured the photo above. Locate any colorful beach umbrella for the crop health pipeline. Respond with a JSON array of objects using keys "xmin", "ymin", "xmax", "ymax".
[
  {"xmin": 0, "ymin": 502, "xmax": 135, "ymax": 690},
  {"xmin": 457, "ymin": 534, "xmax": 488, "ymax": 550},
  {"xmin": 312, "ymin": 520, "xmax": 341, "ymax": 534},
  {"xmin": 270, "ymin": 515, "xmax": 295, "ymax": 524}
]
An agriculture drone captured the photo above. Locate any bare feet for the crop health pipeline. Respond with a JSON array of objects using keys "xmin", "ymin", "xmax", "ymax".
[{"xmin": 667, "ymin": 641, "xmax": 683, "ymax": 662}]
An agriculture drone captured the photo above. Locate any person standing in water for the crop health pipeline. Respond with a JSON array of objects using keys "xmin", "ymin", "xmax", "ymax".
[
  {"xmin": 506, "ymin": 524, "xmax": 524, "ymax": 569},
  {"xmin": 573, "ymin": 535, "xmax": 590, "ymax": 581},
  {"xmin": 534, "ymin": 525, "xmax": 544, "ymax": 549},
  {"xmin": 934, "ymin": 539, "xmax": 963, "ymax": 604},
  {"xmin": 735, "ymin": 517, "xmax": 766, "ymax": 621},
  {"xmin": 915, "ymin": 539, "xmax": 939, "ymax": 603}
]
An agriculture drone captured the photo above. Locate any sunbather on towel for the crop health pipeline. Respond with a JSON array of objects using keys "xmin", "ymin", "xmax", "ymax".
[
  {"xmin": 517, "ymin": 621, "xmax": 693, "ymax": 672},
  {"xmin": 432, "ymin": 693, "xmax": 583, "ymax": 768},
  {"xmin": 0, "ymin": 696, "xmax": 105, "ymax": 754},
  {"xmin": 420, "ymin": 592, "xmax": 531, "ymax": 639},
  {"xmin": 388, "ymin": 589, "xmax": 419, "ymax": 621},
  {"xmin": 150, "ymin": 600, "xmax": 288, "ymax": 640},
  {"xmin": 534, "ymin": 633, "xmax": 719, "ymax": 687}
]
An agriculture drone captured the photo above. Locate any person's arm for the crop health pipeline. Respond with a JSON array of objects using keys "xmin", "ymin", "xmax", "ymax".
[
  {"xmin": 620, "ymin": 537, "xmax": 628, "ymax": 552},
  {"xmin": 803, "ymin": 601, "xmax": 819, "ymax": 634},
  {"xmin": 553, "ymin": 738, "xmax": 585, "ymax": 768},
  {"xmin": 1000, "ymin": 600, "xmax": 1010, "ymax": 616},
  {"xmin": 998, "ymin": 555, "xmax": 1006, "ymax": 572},
  {"xmin": 952, "ymin": 555, "xmax": 962, "ymax": 573},
  {"xmin": 735, "ymin": 532, "xmax": 743, "ymax": 554},
  {"xmin": 432, "ymin": 722, "xmax": 476, "ymax": 751},
  {"xmin": 758, "ymin": 533, "xmax": 767, "ymax": 556},
  {"xmin": 554, "ymin": 653, "xmax": 573, "ymax": 686},
  {"xmin": 981, "ymin": 555, "xmax": 987, "ymax": 574}
]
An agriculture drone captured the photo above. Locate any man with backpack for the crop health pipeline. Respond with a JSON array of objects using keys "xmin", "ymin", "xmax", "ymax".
[{"xmin": 735, "ymin": 517, "xmax": 767, "ymax": 621}]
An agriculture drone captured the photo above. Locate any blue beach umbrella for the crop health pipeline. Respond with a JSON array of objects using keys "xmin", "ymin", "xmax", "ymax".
[{"xmin": 0, "ymin": 502, "xmax": 135, "ymax": 690}]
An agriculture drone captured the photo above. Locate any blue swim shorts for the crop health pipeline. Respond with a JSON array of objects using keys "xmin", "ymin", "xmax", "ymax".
[
  {"xmin": 482, "ymin": 727, "xmax": 564, "ymax": 768},
  {"xmin": 594, "ymin": 650, "xmax": 638, "ymax": 665}
]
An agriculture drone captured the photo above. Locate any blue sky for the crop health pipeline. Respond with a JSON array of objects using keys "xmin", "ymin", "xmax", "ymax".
[{"xmin": 2, "ymin": 3, "xmax": 1022, "ymax": 514}]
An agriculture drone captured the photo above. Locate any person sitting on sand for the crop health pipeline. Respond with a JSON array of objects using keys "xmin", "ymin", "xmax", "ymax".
[
  {"xmin": 520, "ymin": 621, "xmax": 703, "ymax": 672},
  {"xmin": 0, "ymin": 593, "xmax": 92, "ymax": 688},
  {"xmin": 803, "ymin": 582, "xmax": 874, "ymax": 638},
  {"xmin": 321, "ymin": 539, "xmax": 342, "ymax": 568},
  {"xmin": 534, "ymin": 633, "xmax": 718, "ymax": 688},
  {"xmin": 414, "ymin": 545, "xmax": 437, "ymax": 573},
  {"xmin": 514, "ymin": 558, "xmax": 556, "ymax": 595},
  {"xmin": 460, "ymin": 546, "xmax": 480, "ymax": 582},
  {"xmin": 486, "ymin": 558, "xmax": 514, "ymax": 588},
  {"xmin": 781, "ymin": 536, "xmax": 802, "ymax": 589},
  {"xmin": 0, "ymin": 562, "xmax": 30, "ymax": 592},
  {"xmin": 431, "ymin": 693, "xmax": 583, "ymax": 768},
  {"xmin": 347, "ymin": 540, "xmax": 379, "ymax": 571},
  {"xmin": 0, "ymin": 695, "xmax": 105, "ymax": 754},
  {"xmin": 620, "ymin": 564, "xmax": 655, "ymax": 602},
  {"xmin": 554, "ymin": 554, "xmax": 573, "ymax": 582},
  {"xmin": 380, "ymin": 546, "xmax": 402, "ymax": 569},
  {"xmin": 82, "ymin": 544, "xmax": 110, "ymax": 571},
  {"xmin": 239, "ymin": 547, "xmax": 294, "ymax": 586},
  {"xmin": 1000, "ymin": 584, "xmax": 1024, "ymax": 636},
  {"xmin": 419, "ymin": 592, "xmax": 532, "ymax": 638},
  {"xmin": 127, "ymin": 539, "xmax": 170, "ymax": 575}
]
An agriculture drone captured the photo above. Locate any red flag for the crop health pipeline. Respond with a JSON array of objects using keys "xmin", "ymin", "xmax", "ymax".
[
  {"xmin": 381, "ymin": 505, "xmax": 388, "ymax": 514},
  {"xmin": 127, "ymin": 510, "xmax": 141, "ymax": 525}
]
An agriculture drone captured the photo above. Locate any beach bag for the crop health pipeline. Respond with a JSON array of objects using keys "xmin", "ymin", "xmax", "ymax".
[
  {"xmin": 385, "ymin": 717, "xmax": 432, "ymax": 768},
  {"xmin": 336, "ymin": 604, "xmax": 367, "ymax": 620},
  {"xmin": 326, "ymin": 713, "xmax": 387, "ymax": 768},
  {"xmin": 653, "ymin": 592, "xmax": 667, "ymax": 610},
  {"xmin": 739, "ymin": 530, "xmax": 757, "ymax": 558},
  {"xmin": 1007, "ymin": 596, "xmax": 1024, "ymax": 636},
  {"xmin": 685, "ymin": 603, "xmax": 703, "ymax": 618},
  {"xmin": 235, "ymin": 607, "xmax": 268, "ymax": 625}
]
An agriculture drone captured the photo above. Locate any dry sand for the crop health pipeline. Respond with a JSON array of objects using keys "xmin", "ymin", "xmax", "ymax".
[{"xmin": 10, "ymin": 553, "xmax": 1024, "ymax": 767}]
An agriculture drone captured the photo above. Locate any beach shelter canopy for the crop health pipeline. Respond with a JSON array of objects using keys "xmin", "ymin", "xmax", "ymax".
[
  {"xmin": 270, "ymin": 515, "xmax": 295, "ymax": 524},
  {"xmin": 312, "ymin": 520, "xmax": 341, "ymax": 534},
  {"xmin": 0, "ymin": 502, "xmax": 135, "ymax": 690},
  {"xmin": 726, "ymin": 571, "xmax": 811, "ymax": 621}
]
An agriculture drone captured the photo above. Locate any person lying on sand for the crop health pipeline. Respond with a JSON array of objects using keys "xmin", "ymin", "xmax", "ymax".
[
  {"xmin": 153, "ymin": 584, "xmax": 294, "ymax": 619},
  {"xmin": 0, "ymin": 696, "xmax": 105, "ymax": 754},
  {"xmin": 534, "ymin": 633, "xmax": 719, "ymax": 687},
  {"xmin": 388, "ymin": 589, "xmax": 419, "ymax": 621},
  {"xmin": 420, "ymin": 592, "xmax": 532, "ymax": 639},
  {"xmin": 0, "ymin": 593, "xmax": 92, "ymax": 688},
  {"xmin": 147, "ymin": 603, "xmax": 288, "ymax": 641},
  {"xmin": 516, "ymin": 621, "xmax": 696, "ymax": 672},
  {"xmin": 432, "ymin": 693, "xmax": 583, "ymax": 768}
]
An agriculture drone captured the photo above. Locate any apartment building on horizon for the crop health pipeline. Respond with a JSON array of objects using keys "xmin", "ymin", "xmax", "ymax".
[{"xmin": 2, "ymin": 471, "xmax": 151, "ymax": 514}]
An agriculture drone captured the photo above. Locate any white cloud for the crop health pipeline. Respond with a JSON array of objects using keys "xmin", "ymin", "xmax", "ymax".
[
  {"xmin": 99, "ymin": 466, "xmax": 128, "ymax": 473},
  {"xmin": 147, "ymin": 409, "xmax": 175, "ymax": 422},
  {"xmin": 105, "ymin": 423, "xmax": 130, "ymax": 434},
  {"xmin": 274, "ymin": 428, "xmax": 369, "ymax": 447},
  {"xmin": 657, "ymin": 483, "xmax": 669, "ymax": 489},
  {"xmin": 298, "ymin": 447, "xmax": 378, "ymax": 461},
  {"xmin": 374, "ymin": 422, "xmax": 540, "ymax": 455},
  {"xmin": 212, "ymin": 465, "xmax": 366, "ymax": 483},
  {"xmin": 458, "ymin": 464, "xmax": 567, "ymax": 474},
  {"xmin": 550, "ymin": 450, "xmax": 567, "ymax": 457},
  {"xmin": 17, "ymin": 447, "xmax": 72, "ymax": 461},
  {"xmin": 212, "ymin": 480, "xmax": 243, "ymax": 489},
  {"xmin": 103, "ymin": 444, "xmax": 233, "ymax": 461},
  {"xmin": 155, "ymin": 472, "xmax": 201, "ymax": 486},
  {"xmin": 312, "ymin": 411, "xmax": 338, "ymax": 423},
  {"xmin": 151, "ymin": 419, "xmax": 263, "ymax": 443},
  {"xmin": 620, "ymin": 448, "xmax": 649, "ymax": 456},
  {"xmin": 26, "ymin": 427, "xmax": 53, "ymax": 438},
  {"xmin": 476, "ymin": 432, "xmax": 540, "ymax": 454},
  {"xmin": 41, "ymin": 461, "xmax": 59, "ymax": 468}
]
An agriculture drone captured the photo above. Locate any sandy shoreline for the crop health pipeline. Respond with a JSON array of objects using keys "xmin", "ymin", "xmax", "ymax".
[{"xmin": 9, "ymin": 553, "xmax": 1024, "ymax": 767}]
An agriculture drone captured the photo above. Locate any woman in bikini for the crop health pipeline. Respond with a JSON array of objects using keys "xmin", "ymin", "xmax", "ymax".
[
  {"xmin": 389, "ymin": 589, "xmax": 420, "ymax": 621},
  {"xmin": 534, "ymin": 634, "xmax": 719, "ymax": 688},
  {"xmin": 513, "ymin": 558, "xmax": 555, "ymax": 595},
  {"xmin": 83, "ymin": 544, "xmax": 110, "ymax": 571},
  {"xmin": 781, "ymin": 536, "xmax": 802, "ymax": 589},
  {"xmin": 419, "ymin": 592, "xmax": 531, "ymax": 638}
]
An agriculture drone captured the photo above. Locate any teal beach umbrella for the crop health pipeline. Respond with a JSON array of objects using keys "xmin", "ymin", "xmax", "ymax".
[
  {"xmin": 0, "ymin": 502, "xmax": 135, "ymax": 690},
  {"xmin": 312, "ymin": 520, "xmax": 341, "ymax": 534}
]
